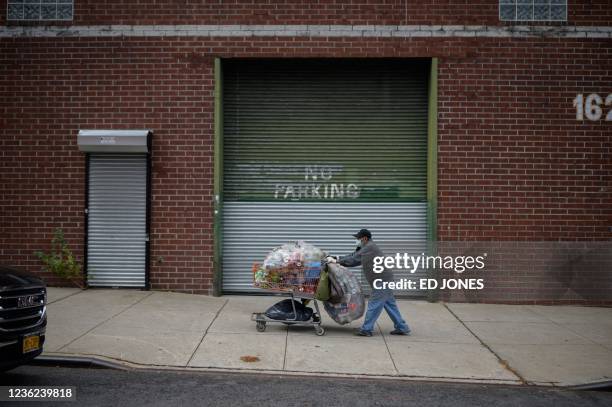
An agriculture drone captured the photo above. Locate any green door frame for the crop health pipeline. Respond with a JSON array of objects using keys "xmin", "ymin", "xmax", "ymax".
[
  {"xmin": 426, "ymin": 57, "xmax": 439, "ymax": 302},
  {"xmin": 212, "ymin": 57, "xmax": 439, "ymax": 298}
]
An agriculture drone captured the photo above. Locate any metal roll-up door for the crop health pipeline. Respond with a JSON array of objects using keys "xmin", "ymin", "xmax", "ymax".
[
  {"xmin": 222, "ymin": 59, "xmax": 430, "ymax": 295},
  {"xmin": 87, "ymin": 154, "xmax": 147, "ymax": 287}
]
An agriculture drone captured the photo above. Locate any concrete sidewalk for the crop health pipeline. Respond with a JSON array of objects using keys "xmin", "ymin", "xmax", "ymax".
[{"xmin": 43, "ymin": 288, "xmax": 612, "ymax": 387}]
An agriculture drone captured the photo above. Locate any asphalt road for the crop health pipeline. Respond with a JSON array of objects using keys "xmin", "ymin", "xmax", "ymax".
[{"xmin": 1, "ymin": 365, "xmax": 611, "ymax": 407}]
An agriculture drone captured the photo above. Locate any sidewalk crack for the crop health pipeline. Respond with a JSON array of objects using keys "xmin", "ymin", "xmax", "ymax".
[
  {"xmin": 56, "ymin": 291, "xmax": 155, "ymax": 352},
  {"xmin": 47, "ymin": 289, "xmax": 86, "ymax": 305},
  {"xmin": 186, "ymin": 298, "xmax": 229, "ymax": 366},
  {"xmin": 282, "ymin": 325, "xmax": 289, "ymax": 370},
  {"xmin": 526, "ymin": 306, "xmax": 602, "ymax": 346},
  {"xmin": 443, "ymin": 303, "xmax": 527, "ymax": 384},
  {"xmin": 378, "ymin": 322, "xmax": 400, "ymax": 376}
]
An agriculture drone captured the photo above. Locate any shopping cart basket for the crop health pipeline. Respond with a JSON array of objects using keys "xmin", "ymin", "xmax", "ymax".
[{"xmin": 251, "ymin": 262, "xmax": 325, "ymax": 336}]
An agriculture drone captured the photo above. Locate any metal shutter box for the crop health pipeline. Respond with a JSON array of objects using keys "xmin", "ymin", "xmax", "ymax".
[
  {"xmin": 222, "ymin": 59, "xmax": 429, "ymax": 295},
  {"xmin": 87, "ymin": 154, "xmax": 147, "ymax": 287}
]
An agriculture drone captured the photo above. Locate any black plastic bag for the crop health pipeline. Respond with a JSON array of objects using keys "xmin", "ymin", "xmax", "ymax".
[{"xmin": 265, "ymin": 299, "xmax": 313, "ymax": 321}]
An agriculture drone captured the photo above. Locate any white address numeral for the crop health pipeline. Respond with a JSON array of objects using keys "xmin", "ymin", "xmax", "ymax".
[
  {"xmin": 574, "ymin": 93, "xmax": 611, "ymax": 122},
  {"xmin": 573, "ymin": 94, "xmax": 583, "ymax": 120}
]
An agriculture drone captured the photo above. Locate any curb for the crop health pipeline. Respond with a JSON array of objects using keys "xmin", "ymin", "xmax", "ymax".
[
  {"xmin": 570, "ymin": 380, "xmax": 612, "ymax": 392},
  {"xmin": 27, "ymin": 355, "xmax": 130, "ymax": 371},
  {"xmin": 28, "ymin": 354, "xmax": 612, "ymax": 391},
  {"xmin": 29, "ymin": 354, "xmax": 522, "ymax": 386}
]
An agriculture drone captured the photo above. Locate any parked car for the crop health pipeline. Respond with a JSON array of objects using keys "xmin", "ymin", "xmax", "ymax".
[{"xmin": 0, "ymin": 266, "xmax": 47, "ymax": 372}]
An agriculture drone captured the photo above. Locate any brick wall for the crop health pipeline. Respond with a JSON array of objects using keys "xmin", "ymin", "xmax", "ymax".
[
  {"xmin": 1, "ymin": 35, "xmax": 610, "ymax": 300},
  {"xmin": 437, "ymin": 38, "xmax": 612, "ymax": 241},
  {"xmin": 1, "ymin": 1, "xmax": 611, "ymax": 26},
  {"xmin": 0, "ymin": 37, "xmax": 217, "ymax": 292}
]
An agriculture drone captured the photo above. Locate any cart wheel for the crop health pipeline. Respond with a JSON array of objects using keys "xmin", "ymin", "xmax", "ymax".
[
  {"xmin": 256, "ymin": 321, "xmax": 266, "ymax": 332},
  {"xmin": 315, "ymin": 326, "xmax": 325, "ymax": 336}
]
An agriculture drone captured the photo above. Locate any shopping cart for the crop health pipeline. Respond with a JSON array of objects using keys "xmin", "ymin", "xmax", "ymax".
[{"xmin": 251, "ymin": 262, "xmax": 325, "ymax": 336}]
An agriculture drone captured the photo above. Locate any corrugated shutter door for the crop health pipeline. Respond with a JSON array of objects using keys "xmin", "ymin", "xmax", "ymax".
[
  {"xmin": 222, "ymin": 59, "xmax": 429, "ymax": 295},
  {"xmin": 87, "ymin": 154, "xmax": 147, "ymax": 287}
]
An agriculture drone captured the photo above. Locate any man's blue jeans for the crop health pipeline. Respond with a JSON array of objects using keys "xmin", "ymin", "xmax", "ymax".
[{"xmin": 361, "ymin": 288, "xmax": 410, "ymax": 334}]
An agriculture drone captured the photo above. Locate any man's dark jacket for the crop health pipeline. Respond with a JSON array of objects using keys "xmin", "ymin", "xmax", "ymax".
[{"xmin": 338, "ymin": 240, "xmax": 393, "ymax": 288}]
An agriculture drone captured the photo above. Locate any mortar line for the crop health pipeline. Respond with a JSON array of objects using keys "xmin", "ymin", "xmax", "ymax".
[
  {"xmin": 186, "ymin": 298, "xmax": 229, "ymax": 366},
  {"xmin": 378, "ymin": 321, "xmax": 400, "ymax": 376},
  {"xmin": 57, "ymin": 290, "xmax": 154, "ymax": 352},
  {"xmin": 443, "ymin": 303, "xmax": 527, "ymax": 384}
]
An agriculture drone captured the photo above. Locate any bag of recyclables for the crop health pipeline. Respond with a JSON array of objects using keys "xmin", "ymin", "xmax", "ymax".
[
  {"xmin": 323, "ymin": 263, "xmax": 365, "ymax": 325},
  {"xmin": 253, "ymin": 241, "xmax": 326, "ymax": 293},
  {"xmin": 262, "ymin": 240, "xmax": 325, "ymax": 270}
]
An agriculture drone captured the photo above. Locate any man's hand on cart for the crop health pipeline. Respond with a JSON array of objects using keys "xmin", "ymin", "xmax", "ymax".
[{"xmin": 325, "ymin": 256, "xmax": 338, "ymax": 263}]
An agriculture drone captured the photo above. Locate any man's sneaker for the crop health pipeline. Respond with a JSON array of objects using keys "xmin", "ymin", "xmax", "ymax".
[
  {"xmin": 390, "ymin": 329, "xmax": 411, "ymax": 336},
  {"xmin": 354, "ymin": 330, "xmax": 373, "ymax": 337}
]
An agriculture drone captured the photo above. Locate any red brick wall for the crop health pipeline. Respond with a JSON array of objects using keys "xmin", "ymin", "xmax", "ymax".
[
  {"xmin": 437, "ymin": 38, "xmax": 612, "ymax": 241},
  {"xmin": 1, "ymin": 1, "xmax": 610, "ymax": 26},
  {"xmin": 0, "ymin": 37, "xmax": 217, "ymax": 292},
  {"xmin": 1, "ymin": 36, "xmax": 610, "ymax": 300}
]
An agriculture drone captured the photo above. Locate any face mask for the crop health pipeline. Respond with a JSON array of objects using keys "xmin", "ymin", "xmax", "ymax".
[{"xmin": 355, "ymin": 239, "xmax": 362, "ymax": 247}]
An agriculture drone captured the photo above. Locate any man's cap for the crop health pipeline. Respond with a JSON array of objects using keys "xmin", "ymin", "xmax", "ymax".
[{"xmin": 353, "ymin": 228, "xmax": 372, "ymax": 239}]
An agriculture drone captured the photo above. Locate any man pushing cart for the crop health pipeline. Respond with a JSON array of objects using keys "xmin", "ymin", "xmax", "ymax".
[{"xmin": 328, "ymin": 228, "xmax": 411, "ymax": 337}]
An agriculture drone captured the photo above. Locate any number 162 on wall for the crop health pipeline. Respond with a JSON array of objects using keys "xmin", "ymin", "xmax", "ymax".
[{"xmin": 573, "ymin": 93, "xmax": 612, "ymax": 121}]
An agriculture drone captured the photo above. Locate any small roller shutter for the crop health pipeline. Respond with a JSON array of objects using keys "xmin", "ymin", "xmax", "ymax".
[
  {"xmin": 222, "ymin": 59, "xmax": 429, "ymax": 295},
  {"xmin": 87, "ymin": 154, "xmax": 147, "ymax": 287}
]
